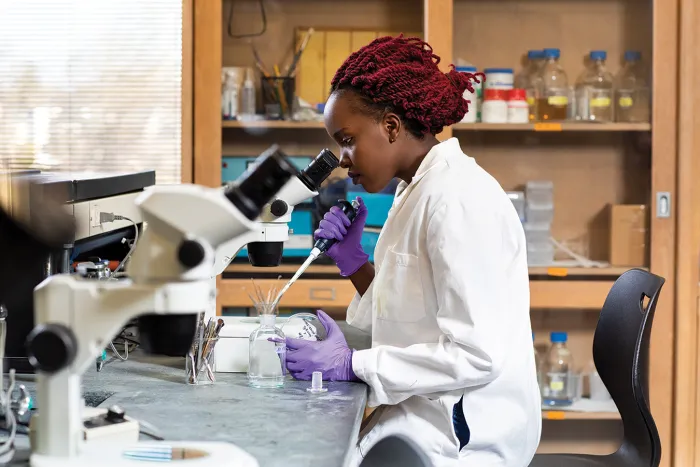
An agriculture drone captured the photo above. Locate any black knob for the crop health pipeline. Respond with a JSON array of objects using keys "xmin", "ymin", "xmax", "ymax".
[
  {"xmin": 178, "ymin": 239, "xmax": 205, "ymax": 269},
  {"xmin": 270, "ymin": 199, "xmax": 289, "ymax": 217},
  {"xmin": 26, "ymin": 323, "xmax": 77, "ymax": 374},
  {"xmin": 106, "ymin": 405, "xmax": 126, "ymax": 423}
]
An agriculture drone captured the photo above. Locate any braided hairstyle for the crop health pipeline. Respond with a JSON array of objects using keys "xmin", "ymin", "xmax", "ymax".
[{"xmin": 330, "ymin": 35, "xmax": 483, "ymax": 138}]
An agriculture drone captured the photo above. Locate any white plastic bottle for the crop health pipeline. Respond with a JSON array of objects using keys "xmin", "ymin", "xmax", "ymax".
[
  {"xmin": 248, "ymin": 313, "xmax": 286, "ymax": 388},
  {"xmin": 240, "ymin": 68, "xmax": 257, "ymax": 121},
  {"xmin": 575, "ymin": 50, "xmax": 614, "ymax": 122},
  {"xmin": 542, "ymin": 331, "xmax": 574, "ymax": 407},
  {"xmin": 221, "ymin": 70, "xmax": 240, "ymax": 120},
  {"xmin": 457, "ymin": 66, "xmax": 480, "ymax": 124}
]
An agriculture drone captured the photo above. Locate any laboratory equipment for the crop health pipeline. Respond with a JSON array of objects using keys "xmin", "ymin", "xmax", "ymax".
[
  {"xmin": 538, "ymin": 48, "xmax": 569, "ymax": 121},
  {"xmin": 240, "ymin": 68, "xmax": 256, "ymax": 120},
  {"xmin": 481, "ymin": 89, "xmax": 509, "ymax": 123},
  {"xmin": 542, "ymin": 331, "xmax": 574, "ymax": 407},
  {"xmin": 186, "ymin": 317, "xmax": 224, "ymax": 385},
  {"xmin": 24, "ymin": 149, "xmax": 297, "ymax": 467},
  {"xmin": 456, "ymin": 66, "xmax": 480, "ymax": 123},
  {"xmin": 307, "ymin": 371, "xmax": 328, "ymax": 393},
  {"xmin": 222, "ymin": 69, "xmax": 241, "ymax": 120},
  {"xmin": 248, "ymin": 313, "xmax": 286, "ymax": 388},
  {"xmin": 507, "ymin": 89, "xmax": 529, "ymax": 123},
  {"xmin": 524, "ymin": 180, "xmax": 554, "ymax": 266},
  {"xmin": 483, "ymin": 68, "xmax": 514, "ymax": 90},
  {"xmin": 614, "ymin": 50, "xmax": 650, "ymax": 123},
  {"xmin": 575, "ymin": 50, "xmax": 614, "ymax": 122},
  {"xmin": 271, "ymin": 199, "xmax": 361, "ymax": 309},
  {"xmin": 282, "ymin": 312, "xmax": 326, "ymax": 341},
  {"xmin": 515, "ymin": 50, "xmax": 545, "ymax": 121},
  {"xmin": 213, "ymin": 147, "xmax": 340, "ymax": 274}
]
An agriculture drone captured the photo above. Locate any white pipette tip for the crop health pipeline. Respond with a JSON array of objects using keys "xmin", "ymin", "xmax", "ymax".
[{"xmin": 306, "ymin": 371, "xmax": 328, "ymax": 393}]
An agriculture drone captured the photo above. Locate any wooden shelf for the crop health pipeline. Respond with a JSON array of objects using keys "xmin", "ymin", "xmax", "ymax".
[
  {"xmin": 542, "ymin": 410, "xmax": 620, "ymax": 421},
  {"xmin": 222, "ymin": 120, "xmax": 651, "ymax": 132}
]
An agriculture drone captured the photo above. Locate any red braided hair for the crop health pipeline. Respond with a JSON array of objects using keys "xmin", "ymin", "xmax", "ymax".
[{"xmin": 330, "ymin": 35, "xmax": 483, "ymax": 137}]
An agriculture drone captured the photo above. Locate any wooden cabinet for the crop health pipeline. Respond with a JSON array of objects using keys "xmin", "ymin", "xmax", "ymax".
[{"xmin": 191, "ymin": 0, "xmax": 685, "ymax": 464}]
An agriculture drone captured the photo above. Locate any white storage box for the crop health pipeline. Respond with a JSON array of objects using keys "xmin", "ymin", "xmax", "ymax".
[{"xmin": 213, "ymin": 316, "xmax": 308, "ymax": 373}]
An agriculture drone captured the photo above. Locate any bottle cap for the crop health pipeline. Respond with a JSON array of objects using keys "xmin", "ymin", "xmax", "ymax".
[
  {"xmin": 508, "ymin": 89, "xmax": 527, "ymax": 101},
  {"xmin": 483, "ymin": 88, "xmax": 508, "ymax": 101},
  {"xmin": 543, "ymin": 48, "xmax": 561, "ymax": 59},
  {"xmin": 484, "ymin": 68, "xmax": 514, "ymax": 74},
  {"xmin": 624, "ymin": 50, "xmax": 641, "ymax": 62},
  {"xmin": 551, "ymin": 331, "xmax": 568, "ymax": 343},
  {"xmin": 527, "ymin": 50, "xmax": 545, "ymax": 60},
  {"xmin": 590, "ymin": 50, "xmax": 607, "ymax": 61},
  {"xmin": 456, "ymin": 66, "xmax": 478, "ymax": 73}
]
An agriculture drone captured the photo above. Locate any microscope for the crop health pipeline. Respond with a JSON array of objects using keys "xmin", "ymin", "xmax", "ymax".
[
  {"xmin": 21, "ymin": 148, "xmax": 301, "ymax": 467},
  {"xmin": 211, "ymin": 145, "xmax": 340, "ymax": 275}
]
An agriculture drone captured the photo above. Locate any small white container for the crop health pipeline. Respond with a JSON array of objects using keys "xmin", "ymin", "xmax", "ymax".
[
  {"xmin": 524, "ymin": 222, "xmax": 551, "ymax": 245},
  {"xmin": 481, "ymin": 89, "xmax": 508, "ymax": 123},
  {"xmin": 526, "ymin": 204, "xmax": 554, "ymax": 225},
  {"xmin": 457, "ymin": 66, "xmax": 480, "ymax": 123},
  {"xmin": 526, "ymin": 180, "xmax": 554, "ymax": 206},
  {"xmin": 484, "ymin": 68, "xmax": 514, "ymax": 90},
  {"xmin": 507, "ymin": 89, "xmax": 530, "ymax": 123},
  {"xmin": 527, "ymin": 243, "xmax": 555, "ymax": 266}
]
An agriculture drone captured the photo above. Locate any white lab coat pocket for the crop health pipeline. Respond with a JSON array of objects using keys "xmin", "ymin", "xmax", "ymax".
[{"xmin": 375, "ymin": 248, "xmax": 425, "ymax": 323}]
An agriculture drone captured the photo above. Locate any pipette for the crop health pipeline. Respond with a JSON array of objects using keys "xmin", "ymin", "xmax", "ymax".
[{"xmin": 271, "ymin": 199, "xmax": 360, "ymax": 310}]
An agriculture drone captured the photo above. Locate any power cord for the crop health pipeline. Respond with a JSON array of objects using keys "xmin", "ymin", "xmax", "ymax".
[{"xmin": 99, "ymin": 212, "xmax": 138, "ymax": 278}]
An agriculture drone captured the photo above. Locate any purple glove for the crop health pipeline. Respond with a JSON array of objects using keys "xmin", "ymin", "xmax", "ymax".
[
  {"xmin": 314, "ymin": 196, "xmax": 369, "ymax": 277},
  {"xmin": 285, "ymin": 310, "xmax": 359, "ymax": 382}
]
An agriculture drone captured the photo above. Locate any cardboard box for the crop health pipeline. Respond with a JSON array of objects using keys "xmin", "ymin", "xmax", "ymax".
[{"xmin": 609, "ymin": 205, "xmax": 648, "ymax": 267}]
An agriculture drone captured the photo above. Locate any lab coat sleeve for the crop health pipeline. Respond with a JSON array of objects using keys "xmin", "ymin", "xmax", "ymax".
[
  {"xmin": 346, "ymin": 281, "xmax": 374, "ymax": 334},
  {"xmin": 352, "ymin": 201, "xmax": 512, "ymax": 406}
]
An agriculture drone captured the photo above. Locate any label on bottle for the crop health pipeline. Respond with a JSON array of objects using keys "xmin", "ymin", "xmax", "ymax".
[
  {"xmin": 526, "ymin": 97, "xmax": 536, "ymax": 106},
  {"xmin": 550, "ymin": 379, "xmax": 565, "ymax": 391},
  {"xmin": 590, "ymin": 97, "xmax": 611, "ymax": 108},
  {"xmin": 548, "ymin": 95, "xmax": 568, "ymax": 107},
  {"xmin": 619, "ymin": 97, "xmax": 634, "ymax": 108}
]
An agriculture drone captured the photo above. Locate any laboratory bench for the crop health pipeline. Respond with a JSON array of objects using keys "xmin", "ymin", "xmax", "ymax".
[{"xmin": 9, "ymin": 322, "xmax": 371, "ymax": 467}]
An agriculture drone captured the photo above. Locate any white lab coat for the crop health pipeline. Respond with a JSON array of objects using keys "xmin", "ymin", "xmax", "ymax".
[{"xmin": 347, "ymin": 138, "xmax": 541, "ymax": 467}]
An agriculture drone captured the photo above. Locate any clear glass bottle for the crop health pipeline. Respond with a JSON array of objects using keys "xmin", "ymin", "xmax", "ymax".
[
  {"xmin": 240, "ymin": 67, "xmax": 257, "ymax": 121},
  {"xmin": 575, "ymin": 50, "xmax": 614, "ymax": 122},
  {"xmin": 515, "ymin": 50, "xmax": 544, "ymax": 122},
  {"xmin": 542, "ymin": 331, "xmax": 574, "ymax": 407},
  {"xmin": 248, "ymin": 313, "xmax": 286, "ymax": 388},
  {"xmin": 614, "ymin": 51, "xmax": 650, "ymax": 123},
  {"xmin": 537, "ymin": 48, "xmax": 569, "ymax": 121}
]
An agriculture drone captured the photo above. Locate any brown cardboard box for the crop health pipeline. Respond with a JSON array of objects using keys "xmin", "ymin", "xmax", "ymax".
[{"xmin": 609, "ymin": 205, "xmax": 648, "ymax": 267}]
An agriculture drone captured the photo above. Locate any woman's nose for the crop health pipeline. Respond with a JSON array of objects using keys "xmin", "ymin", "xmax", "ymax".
[{"xmin": 339, "ymin": 152, "xmax": 352, "ymax": 169}]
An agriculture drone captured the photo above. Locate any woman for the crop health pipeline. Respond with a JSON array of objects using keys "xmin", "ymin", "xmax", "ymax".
[{"xmin": 284, "ymin": 35, "xmax": 541, "ymax": 466}]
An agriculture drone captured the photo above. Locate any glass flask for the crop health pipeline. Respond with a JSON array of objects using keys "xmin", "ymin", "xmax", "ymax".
[{"xmin": 248, "ymin": 313, "xmax": 286, "ymax": 388}]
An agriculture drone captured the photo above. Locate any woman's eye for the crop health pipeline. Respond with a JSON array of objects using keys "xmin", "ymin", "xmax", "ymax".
[{"xmin": 341, "ymin": 137, "xmax": 354, "ymax": 146}]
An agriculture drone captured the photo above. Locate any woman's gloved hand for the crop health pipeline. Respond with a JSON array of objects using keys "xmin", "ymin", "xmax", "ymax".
[
  {"xmin": 286, "ymin": 310, "xmax": 359, "ymax": 382},
  {"xmin": 314, "ymin": 196, "xmax": 369, "ymax": 277}
]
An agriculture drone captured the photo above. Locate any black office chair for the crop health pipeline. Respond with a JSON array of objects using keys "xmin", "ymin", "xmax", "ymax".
[
  {"xmin": 529, "ymin": 268, "xmax": 665, "ymax": 467},
  {"xmin": 360, "ymin": 434, "xmax": 433, "ymax": 467}
]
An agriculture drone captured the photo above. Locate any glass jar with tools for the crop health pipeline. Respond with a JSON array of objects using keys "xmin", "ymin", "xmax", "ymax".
[
  {"xmin": 248, "ymin": 313, "xmax": 287, "ymax": 388},
  {"xmin": 186, "ymin": 315, "xmax": 225, "ymax": 385}
]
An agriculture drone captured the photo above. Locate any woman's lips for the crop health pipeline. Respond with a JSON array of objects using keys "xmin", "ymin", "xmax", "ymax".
[{"xmin": 349, "ymin": 173, "xmax": 362, "ymax": 184}]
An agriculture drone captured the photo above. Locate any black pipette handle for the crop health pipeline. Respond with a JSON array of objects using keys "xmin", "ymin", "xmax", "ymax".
[{"xmin": 313, "ymin": 199, "xmax": 360, "ymax": 254}]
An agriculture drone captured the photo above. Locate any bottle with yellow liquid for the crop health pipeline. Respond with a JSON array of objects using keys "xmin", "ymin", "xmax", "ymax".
[
  {"xmin": 614, "ymin": 51, "xmax": 650, "ymax": 123},
  {"xmin": 538, "ymin": 48, "xmax": 569, "ymax": 121},
  {"xmin": 515, "ymin": 50, "xmax": 545, "ymax": 122},
  {"xmin": 575, "ymin": 50, "xmax": 614, "ymax": 123}
]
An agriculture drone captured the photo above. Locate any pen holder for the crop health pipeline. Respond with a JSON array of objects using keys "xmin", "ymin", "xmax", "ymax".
[
  {"xmin": 261, "ymin": 76, "xmax": 296, "ymax": 120},
  {"xmin": 186, "ymin": 337, "xmax": 219, "ymax": 385}
]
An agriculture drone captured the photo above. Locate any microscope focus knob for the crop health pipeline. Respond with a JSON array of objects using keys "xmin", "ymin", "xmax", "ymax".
[
  {"xmin": 178, "ymin": 239, "xmax": 205, "ymax": 269},
  {"xmin": 270, "ymin": 199, "xmax": 289, "ymax": 217},
  {"xmin": 25, "ymin": 323, "xmax": 77, "ymax": 374}
]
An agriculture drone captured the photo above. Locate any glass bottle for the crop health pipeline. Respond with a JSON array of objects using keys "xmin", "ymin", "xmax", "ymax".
[
  {"xmin": 515, "ymin": 50, "xmax": 544, "ymax": 122},
  {"xmin": 248, "ymin": 313, "xmax": 286, "ymax": 388},
  {"xmin": 542, "ymin": 331, "xmax": 574, "ymax": 407},
  {"xmin": 614, "ymin": 51, "xmax": 650, "ymax": 123},
  {"xmin": 537, "ymin": 48, "xmax": 569, "ymax": 121},
  {"xmin": 575, "ymin": 50, "xmax": 614, "ymax": 122},
  {"xmin": 240, "ymin": 67, "xmax": 257, "ymax": 121}
]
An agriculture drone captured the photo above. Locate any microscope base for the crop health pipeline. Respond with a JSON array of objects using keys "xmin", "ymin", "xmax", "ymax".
[{"xmin": 29, "ymin": 441, "xmax": 259, "ymax": 467}]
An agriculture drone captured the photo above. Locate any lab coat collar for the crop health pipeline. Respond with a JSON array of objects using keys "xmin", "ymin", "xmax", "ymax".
[{"xmin": 395, "ymin": 137, "xmax": 461, "ymax": 198}]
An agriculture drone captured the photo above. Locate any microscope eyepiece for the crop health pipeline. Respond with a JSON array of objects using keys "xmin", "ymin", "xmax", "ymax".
[
  {"xmin": 298, "ymin": 148, "xmax": 340, "ymax": 192},
  {"xmin": 224, "ymin": 145, "xmax": 297, "ymax": 220}
]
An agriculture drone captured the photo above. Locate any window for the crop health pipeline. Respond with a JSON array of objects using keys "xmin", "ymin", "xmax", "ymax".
[{"xmin": 0, "ymin": 0, "xmax": 183, "ymax": 185}]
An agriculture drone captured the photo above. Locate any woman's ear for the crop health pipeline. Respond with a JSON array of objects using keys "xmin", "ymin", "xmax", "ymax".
[{"xmin": 383, "ymin": 112, "xmax": 401, "ymax": 143}]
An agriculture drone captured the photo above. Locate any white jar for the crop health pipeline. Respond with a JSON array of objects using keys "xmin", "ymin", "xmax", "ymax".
[
  {"xmin": 481, "ymin": 89, "xmax": 508, "ymax": 123},
  {"xmin": 456, "ymin": 66, "xmax": 479, "ymax": 123},
  {"xmin": 507, "ymin": 89, "xmax": 530, "ymax": 123},
  {"xmin": 484, "ymin": 68, "xmax": 514, "ymax": 90}
]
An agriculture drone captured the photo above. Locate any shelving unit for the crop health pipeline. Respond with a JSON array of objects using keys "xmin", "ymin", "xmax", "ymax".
[{"xmin": 192, "ymin": 0, "xmax": 681, "ymax": 463}]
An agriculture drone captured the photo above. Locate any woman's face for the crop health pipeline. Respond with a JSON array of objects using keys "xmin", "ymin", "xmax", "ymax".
[{"xmin": 323, "ymin": 91, "xmax": 400, "ymax": 193}]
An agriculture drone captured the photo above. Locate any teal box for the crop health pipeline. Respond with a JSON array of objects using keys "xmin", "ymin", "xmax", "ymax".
[
  {"xmin": 361, "ymin": 231, "xmax": 380, "ymax": 263},
  {"xmin": 222, "ymin": 156, "xmax": 311, "ymax": 184},
  {"xmin": 347, "ymin": 192, "xmax": 394, "ymax": 228}
]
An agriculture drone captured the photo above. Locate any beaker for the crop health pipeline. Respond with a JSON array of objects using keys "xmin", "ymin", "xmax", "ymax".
[{"xmin": 248, "ymin": 314, "xmax": 286, "ymax": 388}]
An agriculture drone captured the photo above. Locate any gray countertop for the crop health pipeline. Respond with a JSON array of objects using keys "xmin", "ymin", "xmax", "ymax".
[{"xmin": 11, "ymin": 322, "xmax": 372, "ymax": 467}]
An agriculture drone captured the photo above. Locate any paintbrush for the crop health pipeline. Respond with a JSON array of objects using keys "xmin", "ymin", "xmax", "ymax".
[{"xmin": 287, "ymin": 28, "xmax": 314, "ymax": 77}]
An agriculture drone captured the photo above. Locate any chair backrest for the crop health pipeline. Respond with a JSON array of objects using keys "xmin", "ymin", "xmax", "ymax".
[
  {"xmin": 592, "ymin": 268, "xmax": 664, "ymax": 466},
  {"xmin": 359, "ymin": 435, "xmax": 433, "ymax": 467}
]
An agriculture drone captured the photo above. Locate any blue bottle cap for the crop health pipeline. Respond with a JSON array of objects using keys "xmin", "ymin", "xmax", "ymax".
[
  {"xmin": 543, "ymin": 48, "xmax": 561, "ymax": 59},
  {"xmin": 527, "ymin": 50, "xmax": 545, "ymax": 60},
  {"xmin": 550, "ymin": 331, "xmax": 568, "ymax": 343},
  {"xmin": 483, "ymin": 68, "xmax": 514, "ymax": 74},
  {"xmin": 532, "ymin": 332, "xmax": 535, "ymax": 341},
  {"xmin": 590, "ymin": 50, "xmax": 607, "ymax": 61},
  {"xmin": 624, "ymin": 50, "xmax": 641, "ymax": 62},
  {"xmin": 456, "ymin": 66, "xmax": 478, "ymax": 73}
]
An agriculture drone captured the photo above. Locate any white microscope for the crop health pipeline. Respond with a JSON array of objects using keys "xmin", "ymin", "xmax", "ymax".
[{"xmin": 23, "ymin": 147, "xmax": 314, "ymax": 466}]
